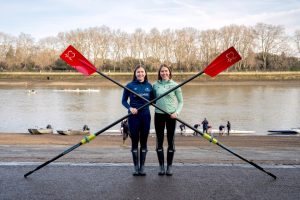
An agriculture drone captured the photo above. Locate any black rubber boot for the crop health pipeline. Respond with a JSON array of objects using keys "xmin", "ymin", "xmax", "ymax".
[
  {"xmin": 139, "ymin": 148, "xmax": 147, "ymax": 176},
  {"xmin": 156, "ymin": 148, "xmax": 165, "ymax": 176},
  {"xmin": 166, "ymin": 149, "xmax": 175, "ymax": 176},
  {"xmin": 131, "ymin": 149, "xmax": 139, "ymax": 176}
]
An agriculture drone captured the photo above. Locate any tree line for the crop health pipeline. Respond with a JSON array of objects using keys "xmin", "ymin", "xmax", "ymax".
[{"xmin": 0, "ymin": 23, "xmax": 300, "ymax": 72}]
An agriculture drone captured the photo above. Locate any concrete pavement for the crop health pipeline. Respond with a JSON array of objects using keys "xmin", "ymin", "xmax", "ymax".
[{"xmin": 1, "ymin": 163, "xmax": 299, "ymax": 200}]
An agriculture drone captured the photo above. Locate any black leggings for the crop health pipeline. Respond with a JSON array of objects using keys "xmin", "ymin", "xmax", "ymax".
[
  {"xmin": 128, "ymin": 113, "xmax": 151, "ymax": 151},
  {"xmin": 154, "ymin": 113, "xmax": 176, "ymax": 151}
]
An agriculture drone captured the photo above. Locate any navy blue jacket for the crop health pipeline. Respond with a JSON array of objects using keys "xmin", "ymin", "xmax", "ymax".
[{"xmin": 122, "ymin": 80, "xmax": 153, "ymax": 114}]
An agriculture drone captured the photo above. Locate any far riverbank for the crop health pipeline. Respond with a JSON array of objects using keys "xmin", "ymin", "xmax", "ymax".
[{"xmin": 0, "ymin": 71, "xmax": 300, "ymax": 87}]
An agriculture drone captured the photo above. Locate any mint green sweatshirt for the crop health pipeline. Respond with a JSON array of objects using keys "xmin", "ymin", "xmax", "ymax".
[{"xmin": 153, "ymin": 79, "xmax": 183, "ymax": 115}]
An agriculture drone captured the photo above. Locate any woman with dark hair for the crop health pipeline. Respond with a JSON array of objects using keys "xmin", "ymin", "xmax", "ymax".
[
  {"xmin": 122, "ymin": 65, "xmax": 153, "ymax": 176},
  {"xmin": 153, "ymin": 64, "xmax": 183, "ymax": 176}
]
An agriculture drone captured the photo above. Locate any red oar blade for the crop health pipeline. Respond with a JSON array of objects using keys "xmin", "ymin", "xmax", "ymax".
[
  {"xmin": 204, "ymin": 47, "xmax": 241, "ymax": 77},
  {"xmin": 60, "ymin": 45, "xmax": 97, "ymax": 76}
]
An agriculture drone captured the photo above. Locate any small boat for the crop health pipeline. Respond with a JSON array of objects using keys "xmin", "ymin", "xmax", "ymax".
[
  {"xmin": 268, "ymin": 128, "xmax": 300, "ymax": 135},
  {"xmin": 57, "ymin": 130, "xmax": 90, "ymax": 136},
  {"xmin": 57, "ymin": 125, "xmax": 90, "ymax": 136},
  {"xmin": 53, "ymin": 89, "xmax": 100, "ymax": 93},
  {"xmin": 27, "ymin": 89, "xmax": 37, "ymax": 94},
  {"xmin": 28, "ymin": 125, "xmax": 53, "ymax": 135}
]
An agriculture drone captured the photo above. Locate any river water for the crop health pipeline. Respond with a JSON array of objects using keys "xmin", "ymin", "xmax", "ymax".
[{"xmin": 0, "ymin": 82, "xmax": 299, "ymax": 134}]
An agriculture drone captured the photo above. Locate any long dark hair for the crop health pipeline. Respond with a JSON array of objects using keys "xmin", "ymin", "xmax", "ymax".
[
  {"xmin": 132, "ymin": 64, "xmax": 148, "ymax": 81},
  {"xmin": 157, "ymin": 64, "xmax": 172, "ymax": 80}
]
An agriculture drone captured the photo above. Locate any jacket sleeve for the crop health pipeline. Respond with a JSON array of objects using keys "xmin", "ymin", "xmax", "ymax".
[
  {"xmin": 150, "ymin": 86, "xmax": 155, "ymax": 102},
  {"xmin": 151, "ymin": 83, "xmax": 156, "ymax": 103},
  {"xmin": 121, "ymin": 86, "xmax": 130, "ymax": 110},
  {"xmin": 175, "ymin": 87, "xmax": 183, "ymax": 115}
]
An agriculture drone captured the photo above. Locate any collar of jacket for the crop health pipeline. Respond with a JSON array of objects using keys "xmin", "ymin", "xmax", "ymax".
[
  {"xmin": 133, "ymin": 79, "xmax": 148, "ymax": 84},
  {"xmin": 158, "ymin": 79, "xmax": 171, "ymax": 84}
]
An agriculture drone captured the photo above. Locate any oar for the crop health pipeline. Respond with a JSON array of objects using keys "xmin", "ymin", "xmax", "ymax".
[
  {"xmin": 61, "ymin": 45, "xmax": 276, "ymax": 179},
  {"xmin": 24, "ymin": 46, "xmax": 239, "ymax": 178}
]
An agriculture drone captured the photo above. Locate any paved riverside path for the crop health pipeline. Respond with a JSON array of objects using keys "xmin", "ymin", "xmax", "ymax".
[
  {"xmin": 0, "ymin": 163, "xmax": 299, "ymax": 200},
  {"xmin": 1, "ymin": 134, "xmax": 300, "ymax": 199}
]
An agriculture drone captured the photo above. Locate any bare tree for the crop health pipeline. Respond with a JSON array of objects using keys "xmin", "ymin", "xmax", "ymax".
[
  {"xmin": 34, "ymin": 37, "xmax": 61, "ymax": 70},
  {"xmin": 127, "ymin": 29, "xmax": 146, "ymax": 68},
  {"xmin": 160, "ymin": 29, "xmax": 176, "ymax": 65},
  {"xmin": 0, "ymin": 33, "xmax": 15, "ymax": 61},
  {"xmin": 111, "ymin": 29, "xmax": 129, "ymax": 71},
  {"xmin": 199, "ymin": 29, "xmax": 221, "ymax": 68},
  {"xmin": 86, "ymin": 26, "xmax": 111, "ymax": 67},
  {"xmin": 174, "ymin": 29, "xmax": 185, "ymax": 71},
  {"xmin": 15, "ymin": 33, "xmax": 35, "ymax": 70},
  {"xmin": 295, "ymin": 30, "xmax": 300, "ymax": 54},
  {"xmin": 181, "ymin": 28, "xmax": 198, "ymax": 71},
  {"xmin": 254, "ymin": 23, "xmax": 287, "ymax": 70},
  {"xmin": 60, "ymin": 29, "xmax": 87, "ymax": 53},
  {"xmin": 220, "ymin": 25, "xmax": 255, "ymax": 71},
  {"xmin": 0, "ymin": 32, "xmax": 16, "ymax": 70},
  {"xmin": 145, "ymin": 28, "xmax": 163, "ymax": 70},
  {"xmin": 173, "ymin": 28, "xmax": 198, "ymax": 71}
]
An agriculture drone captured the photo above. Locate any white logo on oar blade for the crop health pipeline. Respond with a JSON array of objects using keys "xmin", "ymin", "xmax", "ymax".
[
  {"xmin": 65, "ymin": 51, "xmax": 76, "ymax": 61},
  {"xmin": 226, "ymin": 51, "xmax": 237, "ymax": 62}
]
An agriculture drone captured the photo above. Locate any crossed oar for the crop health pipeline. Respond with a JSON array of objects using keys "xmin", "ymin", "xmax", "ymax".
[{"xmin": 24, "ymin": 45, "xmax": 276, "ymax": 179}]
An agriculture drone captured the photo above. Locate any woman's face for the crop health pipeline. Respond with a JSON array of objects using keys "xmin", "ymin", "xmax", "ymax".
[
  {"xmin": 135, "ymin": 67, "xmax": 146, "ymax": 82},
  {"xmin": 160, "ymin": 66, "xmax": 170, "ymax": 80}
]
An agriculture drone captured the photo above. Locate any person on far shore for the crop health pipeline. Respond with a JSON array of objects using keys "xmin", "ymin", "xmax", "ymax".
[
  {"xmin": 179, "ymin": 124, "xmax": 186, "ymax": 135},
  {"xmin": 121, "ymin": 64, "xmax": 153, "ymax": 176},
  {"xmin": 193, "ymin": 124, "xmax": 200, "ymax": 136},
  {"xmin": 219, "ymin": 125, "xmax": 225, "ymax": 136},
  {"xmin": 227, "ymin": 121, "xmax": 231, "ymax": 136},
  {"xmin": 201, "ymin": 118, "xmax": 209, "ymax": 133},
  {"xmin": 153, "ymin": 64, "xmax": 183, "ymax": 176}
]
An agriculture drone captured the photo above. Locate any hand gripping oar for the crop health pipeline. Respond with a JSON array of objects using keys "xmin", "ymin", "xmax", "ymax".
[
  {"xmin": 60, "ymin": 45, "xmax": 276, "ymax": 179},
  {"xmin": 24, "ymin": 46, "xmax": 250, "ymax": 178}
]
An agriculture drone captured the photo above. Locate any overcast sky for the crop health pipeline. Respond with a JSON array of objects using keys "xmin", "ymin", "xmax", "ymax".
[{"xmin": 1, "ymin": 0, "xmax": 299, "ymax": 40}]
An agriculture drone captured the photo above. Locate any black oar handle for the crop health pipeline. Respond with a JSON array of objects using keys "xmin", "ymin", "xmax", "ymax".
[
  {"xmin": 217, "ymin": 143, "xmax": 277, "ymax": 179},
  {"xmin": 24, "ymin": 143, "xmax": 82, "ymax": 178}
]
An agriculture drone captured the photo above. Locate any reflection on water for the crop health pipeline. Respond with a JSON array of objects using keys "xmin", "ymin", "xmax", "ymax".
[{"xmin": 0, "ymin": 83, "xmax": 299, "ymax": 134}]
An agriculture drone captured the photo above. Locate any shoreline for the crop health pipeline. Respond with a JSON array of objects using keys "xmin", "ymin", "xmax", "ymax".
[
  {"xmin": 1, "ymin": 132, "xmax": 299, "ymax": 147},
  {"xmin": 1, "ymin": 133, "xmax": 299, "ymax": 164},
  {"xmin": 0, "ymin": 71, "xmax": 300, "ymax": 87},
  {"xmin": 0, "ymin": 79, "xmax": 300, "ymax": 88}
]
